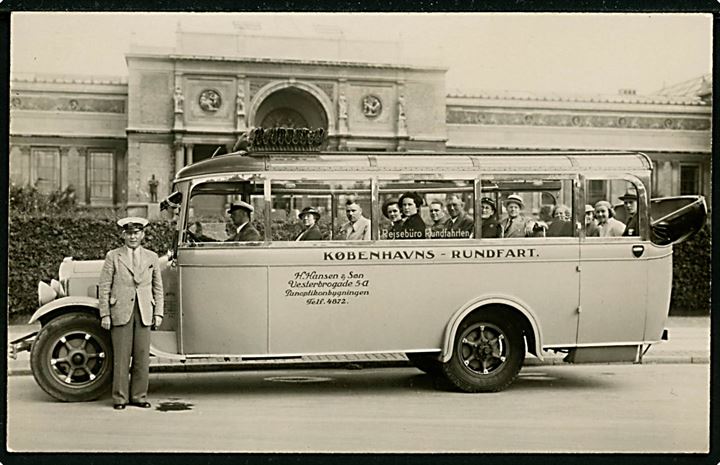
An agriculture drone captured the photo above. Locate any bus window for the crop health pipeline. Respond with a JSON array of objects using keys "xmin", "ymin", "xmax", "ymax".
[
  {"xmin": 586, "ymin": 179, "xmax": 640, "ymax": 238},
  {"xmin": 270, "ymin": 180, "xmax": 332, "ymax": 241},
  {"xmin": 184, "ymin": 180, "xmax": 265, "ymax": 243},
  {"xmin": 378, "ymin": 179, "xmax": 474, "ymax": 240},
  {"xmin": 486, "ymin": 178, "xmax": 575, "ymax": 238}
]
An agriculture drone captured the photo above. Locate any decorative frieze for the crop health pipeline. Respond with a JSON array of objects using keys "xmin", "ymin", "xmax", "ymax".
[
  {"xmin": 10, "ymin": 96, "xmax": 125, "ymax": 113},
  {"xmin": 446, "ymin": 108, "xmax": 711, "ymax": 131}
]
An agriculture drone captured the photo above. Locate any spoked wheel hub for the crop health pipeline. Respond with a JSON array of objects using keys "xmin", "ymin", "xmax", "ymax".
[
  {"xmin": 49, "ymin": 331, "xmax": 108, "ymax": 386},
  {"xmin": 458, "ymin": 323, "xmax": 508, "ymax": 375}
]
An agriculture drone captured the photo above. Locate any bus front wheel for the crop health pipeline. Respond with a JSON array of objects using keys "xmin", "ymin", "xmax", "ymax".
[
  {"xmin": 30, "ymin": 312, "xmax": 113, "ymax": 402},
  {"xmin": 442, "ymin": 311, "xmax": 524, "ymax": 393}
]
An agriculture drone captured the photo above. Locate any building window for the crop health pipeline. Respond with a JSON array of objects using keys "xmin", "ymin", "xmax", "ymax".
[
  {"xmin": 587, "ymin": 179, "xmax": 606, "ymax": 206},
  {"xmin": 31, "ymin": 147, "xmax": 60, "ymax": 194},
  {"xmin": 89, "ymin": 151, "xmax": 114, "ymax": 204},
  {"xmin": 680, "ymin": 165, "xmax": 700, "ymax": 195}
]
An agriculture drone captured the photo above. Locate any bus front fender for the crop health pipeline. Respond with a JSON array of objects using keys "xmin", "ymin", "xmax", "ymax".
[
  {"xmin": 441, "ymin": 296, "xmax": 544, "ymax": 363},
  {"xmin": 29, "ymin": 296, "xmax": 101, "ymax": 325}
]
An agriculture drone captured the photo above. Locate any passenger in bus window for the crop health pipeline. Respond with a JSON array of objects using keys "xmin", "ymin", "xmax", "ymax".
[
  {"xmin": 339, "ymin": 198, "xmax": 371, "ymax": 240},
  {"xmin": 396, "ymin": 192, "xmax": 426, "ymax": 239},
  {"xmin": 227, "ymin": 200, "xmax": 262, "ymax": 242},
  {"xmin": 381, "ymin": 198, "xmax": 404, "ymax": 239},
  {"xmin": 593, "ymin": 200, "xmax": 625, "ymax": 237},
  {"xmin": 295, "ymin": 207, "xmax": 322, "ymax": 241},
  {"xmin": 480, "ymin": 197, "xmax": 501, "ymax": 238},
  {"xmin": 547, "ymin": 204, "xmax": 573, "ymax": 237},
  {"xmin": 428, "ymin": 201, "xmax": 448, "ymax": 238},
  {"xmin": 620, "ymin": 188, "xmax": 639, "ymax": 236},
  {"xmin": 584, "ymin": 204, "xmax": 599, "ymax": 237},
  {"xmin": 500, "ymin": 194, "xmax": 543, "ymax": 238},
  {"xmin": 444, "ymin": 194, "xmax": 474, "ymax": 238}
]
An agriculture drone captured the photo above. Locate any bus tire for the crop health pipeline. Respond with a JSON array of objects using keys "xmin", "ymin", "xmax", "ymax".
[
  {"xmin": 406, "ymin": 352, "xmax": 443, "ymax": 376},
  {"xmin": 442, "ymin": 311, "xmax": 524, "ymax": 393},
  {"xmin": 30, "ymin": 312, "xmax": 113, "ymax": 402}
]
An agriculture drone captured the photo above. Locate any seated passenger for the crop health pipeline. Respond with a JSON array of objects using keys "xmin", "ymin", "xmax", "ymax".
[
  {"xmin": 295, "ymin": 207, "xmax": 322, "ymax": 241},
  {"xmin": 428, "ymin": 201, "xmax": 448, "ymax": 238},
  {"xmin": 395, "ymin": 191, "xmax": 426, "ymax": 239},
  {"xmin": 500, "ymin": 194, "xmax": 542, "ymax": 238},
  {"xmin": 339, "ymin": 198, "xmax": 371, "ymax": 240},
  {"xmin": 382, "ymin": 198, "xmax": 404, "ymax": 239},
  {"xmin": 620, "ymin": 189, "xmax": 639, "ymax": 236},
  {"xmin": 444, "ymin": 194, "xmax": 474, "ymax": 239},
  {"xmin": 226, "ymin": 200, "xmax": 262, "ymax": 241},
  {"xmin": 480, "ymin": 197, "xmax": 501, "ymax": 238},
  {"xmin": 594, "ymin": 200, "xmax": 625, "ymax": 237},
  {"xmin": 547, "ymin": 204, "xmax": 573, "ymax": 237},
  {"xmin": 584, "ymin": 204, "xmax": 599, "ymax": 237}
]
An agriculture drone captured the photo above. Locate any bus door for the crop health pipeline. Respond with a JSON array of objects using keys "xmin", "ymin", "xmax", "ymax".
[
  {"xmin": 177, "ymin": 178, "xmax": 269, "ymax": 356},
  {"xmin": 577, "ymin": 176, "xmax": 649, "ymax": 345}
]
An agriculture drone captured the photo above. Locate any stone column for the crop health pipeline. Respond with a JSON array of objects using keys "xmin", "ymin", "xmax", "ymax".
[
  {"xmin": 185, "ymin": 143, "xmax": 194, "ymax": 165},
  {"xmin": 174, "ymin": 140, "xmax": 184, "ymax": 175},
  {"xmin": 337, "ymin": 78, "xmax": 349, "ymax": 149}
]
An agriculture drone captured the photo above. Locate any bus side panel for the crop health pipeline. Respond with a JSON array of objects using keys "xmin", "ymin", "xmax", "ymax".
[
  {"xmin": 577, "ymin": 240, "xmax": 649, "ymax": 345},
  {"xmin": 178, "ymin": 250, "xmax": 269, "ymax": 355},
  {"xmin": 267, "ymin": 244, "xmax": 579, "ymax": 354},
  {"xmin": 644, "ymin": 246, "xmax": 673, "ymax": 341}
]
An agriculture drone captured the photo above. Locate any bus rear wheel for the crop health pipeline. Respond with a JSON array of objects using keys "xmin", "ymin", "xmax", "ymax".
[
  {"xmin": 30, "ymin": 312, "xmax": 113, "ymax": 402},
  {"xmin": 442, "ymin": 311, "xmax": 524, "ymax": 393}
]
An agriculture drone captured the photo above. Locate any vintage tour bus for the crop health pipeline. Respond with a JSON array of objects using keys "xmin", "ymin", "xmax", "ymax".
[{"xmin": 11, "ymin": 127, "xmax": 707, "ymax": 401}]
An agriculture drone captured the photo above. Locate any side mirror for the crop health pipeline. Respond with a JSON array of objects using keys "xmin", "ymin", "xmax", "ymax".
[{"xmin": 160, "ymin": 191, "xmax": 183, "ymax": 211}]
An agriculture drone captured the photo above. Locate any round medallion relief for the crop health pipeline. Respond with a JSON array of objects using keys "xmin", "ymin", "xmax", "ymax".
[
  {"xmin": 199, "ymin": 89, "xmax": 222, "ymax": 112},
  {"xmin": 361, "ymin": 95, "xmax": 382, "ymax": 118}
]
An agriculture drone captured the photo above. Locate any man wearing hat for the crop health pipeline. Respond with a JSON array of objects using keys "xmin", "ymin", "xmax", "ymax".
[
  {"xmin": 480, "ymin": 197, "xmax": 501, "ymax": 238},
  {"xmin": 226, "ymin": 200, "xmax": 262, "ymax": 242},
  {"xmin": 500, "ymin": 194, "xmax": 539, "ymax": 238},
  {"xmin": 620, "ymin": 187, "xmax": 639, "ymax": 236},
  {"xmin": 98, "ymin": 217, "xmax": 164, "ymax": 410},
  {"xmin": 295, "ymin": 206, "xmax": 323, "ymax": 241}
]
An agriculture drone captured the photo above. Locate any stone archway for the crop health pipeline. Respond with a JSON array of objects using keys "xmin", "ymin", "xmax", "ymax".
[{"xmin": 248, "ymin": 80, "xmax": 335, "ymax": 134}]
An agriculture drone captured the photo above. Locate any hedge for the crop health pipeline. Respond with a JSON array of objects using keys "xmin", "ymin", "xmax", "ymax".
[
  {"xmin": 7, "ymin": 215, "xmax": 711, "ymax": 321},
  {"xmin": 669, "ymin": 223, "xmax": 711, "ymax": 315},
  {"xmin": 8, "ymin": 215, "xmax": 175, "ymax": 321}
]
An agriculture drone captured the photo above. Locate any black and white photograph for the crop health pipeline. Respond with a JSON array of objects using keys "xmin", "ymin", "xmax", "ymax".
[{"xmin": 5, "ymin": 11, "xmax": 712, "ymax": 456}]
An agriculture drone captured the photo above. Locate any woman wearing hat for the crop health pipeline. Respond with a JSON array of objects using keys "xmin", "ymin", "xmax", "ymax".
[
  {"xmin": 593, "ymin": 200, "xmax": 625, "ymax": 237},
  {"xmin": 396, "ymin": 191, "xmax": 426, "ymax": 239},
  {"xmin": 500, "ymin": 194, "xmax": 538, "ymax": 238},
  {"xmin": 480, "ymin": 197, "xmax": 501, "ymax": 238},
  {"xmin": 584, "ymin": 204, "xmax": 599, "ymax": 237},
  {"xmin": 295, "ymin": 206, "xmax": 323, "ymax": 241},
  {"xmin": 381, "ymin": 198, "xmax": 404, "ymax": 239}
]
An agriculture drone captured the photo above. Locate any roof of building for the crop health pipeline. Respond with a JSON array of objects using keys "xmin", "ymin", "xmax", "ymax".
[
  {"xmin": 445, "ymin": 89, "xmax": 706, "ymax": 106},
  {"xmin": 654, "ymin": 73, "xmax": 712, "ymax": 98}
]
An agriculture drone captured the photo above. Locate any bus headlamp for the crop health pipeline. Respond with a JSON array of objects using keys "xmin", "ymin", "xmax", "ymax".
[
  {"xmin": 38, "ymin": 282, "xmax": 56, "ymax": 306},
  {"xmin": 38, "ymin": 279, "xmax": 65, "ymax": 306}
]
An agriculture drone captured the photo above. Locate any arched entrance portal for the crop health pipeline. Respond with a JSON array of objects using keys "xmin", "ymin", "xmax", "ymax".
[{"xmin": 254, "ymin": 87, "xmax": 328, "ymax": 131}]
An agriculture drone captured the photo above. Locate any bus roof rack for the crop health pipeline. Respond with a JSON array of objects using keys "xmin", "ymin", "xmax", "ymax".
[{"xmin": 244, "ymin": 127, "xmax": 326, "ymax": 154}]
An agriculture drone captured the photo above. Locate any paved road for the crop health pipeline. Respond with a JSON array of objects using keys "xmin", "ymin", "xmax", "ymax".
[{"xmin": 7, "ymin": 364, "xmax": 708, "ymax": 453}]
